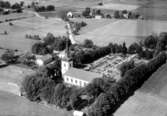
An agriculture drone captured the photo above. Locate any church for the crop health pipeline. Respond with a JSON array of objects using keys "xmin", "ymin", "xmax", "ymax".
[{"xmin": 61, "ymin": 52, "xmax": 102, "ymax": 87}]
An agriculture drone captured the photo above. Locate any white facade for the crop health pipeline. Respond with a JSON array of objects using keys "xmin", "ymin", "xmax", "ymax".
[
  {"xmin": 64, "ymin": 75, "xmax": 88, "ymax": 87},
  {"xmin": 61, "ymin": 60, "xmax": 73, "ymax": 74},
  {"xmin": 67, "ymin": 11, "xmax": 73, "ymax": 18},
  {"xmin": 73, "ymin": 110, "xmax": 85, "ymax": 116},
  {"xmin": 95, "ymin": 15, "xmax": 102, "ymax": 19},
  {"xmin": 36, "ymin": 59, "xmax": 44, "ymax": 66}
]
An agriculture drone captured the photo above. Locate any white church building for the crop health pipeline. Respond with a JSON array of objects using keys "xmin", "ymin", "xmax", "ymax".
[{"xmin": 61, "ymin": 54, "xmax": 101, "ymax": 87}]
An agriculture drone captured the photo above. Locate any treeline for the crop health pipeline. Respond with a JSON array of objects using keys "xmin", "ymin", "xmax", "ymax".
[
  {"xmin": 22, "ymin": 70, "xmax": 115, "ymax": 110},
  {"xmin": 87, "ymin": 52, "xmax": 167, "ymax": 116}
]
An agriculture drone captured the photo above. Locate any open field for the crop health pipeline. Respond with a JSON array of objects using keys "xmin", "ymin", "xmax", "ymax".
[
  {"xmin": 140, "ymin": 62, "xmax": 167, "ymax": 100},
  {"xmin": 0, "ymin": 91, "xmax": 72, "ymax": 116},
  {"xmin": 0, "ymin": 65, "xmax": 34, "ymax": 95},
  {"xmin": 115, "ymin": 63, "xmax": 167, "ymax": 116},
  {"xmin": 76, "ymin": 19, "xmax": 167, "ymax": 46},
  {"xmin": 0, "ymin": 65, "xmax": 34, "ymax": 85},
  {"xmin": 92, "ymin": 3, "xmax": 140, "ymax": 11},
  {"xmin": 115, "ymin": 92, "xmax": 167, "ymax": 116},
  {"xmin": 0, "ymin": 13, "xmax": 66, "ymax": 52}
]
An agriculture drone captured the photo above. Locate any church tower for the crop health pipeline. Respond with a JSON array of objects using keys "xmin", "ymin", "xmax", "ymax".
[
  {"xmin": 61, "ymin": 55, "xmax": 73, "ymax": 74},
  {"xmin": 61, "ymin": 21, "xmax": 73, "ymax": 75}
]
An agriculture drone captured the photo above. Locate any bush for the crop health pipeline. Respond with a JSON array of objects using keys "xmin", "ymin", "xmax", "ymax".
[{"xmin": 1, "ymin": 50, "xmax": 18, "ymax": 64}]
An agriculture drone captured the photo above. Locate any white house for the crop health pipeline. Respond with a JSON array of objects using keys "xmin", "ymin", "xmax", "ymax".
[
  {"xmin": 73, "ymin": 110, "xmax": 86, "ymax": 116},
  {"xmin": 67, "ymin": 11, "xmax": 73, "ymax": 18},
  {"xmin": 35, "ymin": 54, "xmax": 53, "ymax": 66},
  {"xmin": 95, "ymin": 15, "xmax": 102, "ymax": 19}
]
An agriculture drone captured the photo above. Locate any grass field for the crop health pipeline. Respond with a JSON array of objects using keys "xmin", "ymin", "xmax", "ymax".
[
  {"xmin": 0, "ymin": 65, "xmax": 34, "ymax": 95},
  {"xmin": 0, "ymin": 65, "xmax": 34, "ymax": 85},
  {"xmin": 0, "ymin": 91, "xmax": 72, "ymax": 116},
  {"xmin": 92, "ymin": 3, "xmax": 140, "ymax": 11},
  {"xmin": 115, "ymin": 63, "xmax": 167, "ymax": 116},
  {"xmin": 75, "ymin": 19, "xmax": 167, "ymax": 46},
  {"xmin": 0, "ymin": 13, "xmax": 66, "ymax": 52}
]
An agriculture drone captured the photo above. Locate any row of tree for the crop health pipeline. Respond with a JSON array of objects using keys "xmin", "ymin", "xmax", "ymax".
[
  {"xmin": 87, "ymin": 52, "xmax": 167, "ymax": 116},
  {"xmin": 34, "ymin": 5, "xmax": 55, "ymax": 12}
]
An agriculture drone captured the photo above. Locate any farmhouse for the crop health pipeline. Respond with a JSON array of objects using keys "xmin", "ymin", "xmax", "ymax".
[{"xmin": 61, "ymin": 52, "xmax": 101, "ymax": 87}]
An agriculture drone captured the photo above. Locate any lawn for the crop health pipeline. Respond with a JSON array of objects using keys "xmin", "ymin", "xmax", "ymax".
[{"xmin": 115, "ymin": 63, "xmax": 167, "ymax": 116}]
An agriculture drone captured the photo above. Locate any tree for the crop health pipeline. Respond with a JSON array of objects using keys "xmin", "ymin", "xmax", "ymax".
[
  {"xmin": 31, "ymin": 42, "xmax": 49, "ymax": 55},
  {"xmin": 46, "ymin": 5, "xmax": 55, "ymax": 11},
  {"xmin": 144, "ymin": 35, "xmax": 158, "ymax": 49},
  {"xmin": 122, "ymin": 42, "xmax": 127, "ymax": 55},
  {"xmin": 0, "ymin": 1, "xmax": 11, "ymax": 8},
  {"xmin": 154, "ymin": 32, "xmax": 167, "ymax": 56},
  {"xmin": 43, "ymin": 33, "xmax": 56, "ymax": 45},
  {"xmin": 114, "ymin": 10, "xmax": 120, "ymax": 18},
  {"xmin": 119, "ymin": 60, "xmax": 135, "ymax": 77},
  {"xmin": 83, "ymin": 39, "xmax": 94, "ymax": 48},
  {"xmin": 1, "ymin": 50, "xmax": 18, "ymax": 64},
  {"xmin": 22, "ymin": 74, "xmax": 55, "ymax": 101},
  {"xmin": 12, "ymin": 3, "xmax": 21, "ymax": 9},
  {"xmin": 18, "ymin": 52, "xmax": 36, "ymax": 66},
  {"xmin": 88, "ymin": 93, "xmax": 113, "ymax": 116},
  {"xmin": 128, "ymin": 42, "xmax": 141, "ymax": 54},
  {"xmin": 82, "ymin": 7, "xmax": 91, "ymax": 17}
]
